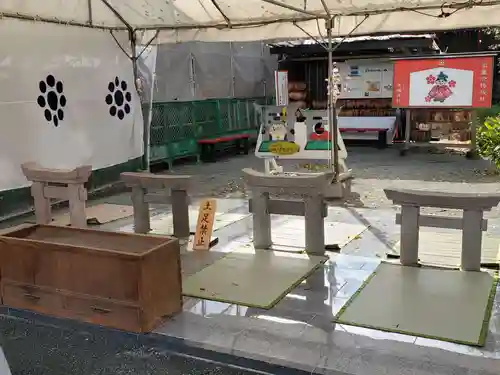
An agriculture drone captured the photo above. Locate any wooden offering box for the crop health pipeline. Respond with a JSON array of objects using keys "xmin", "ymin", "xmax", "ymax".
[{"xmin": 0, "ymin": 224, "xmax": 182, "ymax": 332}]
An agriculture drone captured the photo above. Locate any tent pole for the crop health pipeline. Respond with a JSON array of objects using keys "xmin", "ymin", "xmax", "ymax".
[
  {"xmin": 326, "ymin": 18, "xmax": 339, "ymax": 180},
  {"xmin": 145, "ymin": 48, "xmax": 158, "ymax": 171},
  {"xmin": 130, "ymin": 30, "xmax": 150, "ymax": 172}
]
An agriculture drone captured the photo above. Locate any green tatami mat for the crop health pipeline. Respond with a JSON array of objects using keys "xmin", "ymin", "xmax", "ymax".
[
  {"xmin": 182, "ymin": 251, "xmax": 327, "ymax": 308},
  {"xmin": 334, "ymin": 263, "xmax": 498, "ymax": 346}
]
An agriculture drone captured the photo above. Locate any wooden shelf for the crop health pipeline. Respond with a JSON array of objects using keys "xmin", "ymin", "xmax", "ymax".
[
  {"xmin": 338, "ymin": 98, "xmax": 395, "ymax": 117},
  {"xmin": 427, "ymin": 121, "xmax": 470, "ymax": 124}
]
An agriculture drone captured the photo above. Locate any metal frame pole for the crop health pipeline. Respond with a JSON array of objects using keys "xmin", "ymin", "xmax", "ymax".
[
  {"xmin": 144, "ymin": 46, "xmax": 158, "ymax": 171},
  {"xmin": 403, "ymin": 109, "xmax": 411, "ymax": 155},
  {"xmin": 470, "ymin": 110, "xmax": 479, "ymax": 158},
  {"xmin": 129, "ymin": 31, "xmax": 150, "ymax": 172},
  {"xmin": 112, "ymin": 29, "xmax": 159, "ymax": 172},
  {"xmin": 326, "ymin": 18, "xmax": 339, "ymax": 179}
]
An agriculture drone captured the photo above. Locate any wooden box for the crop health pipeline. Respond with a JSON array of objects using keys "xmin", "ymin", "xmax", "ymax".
[{"xmin": 0, "ymin": 224, "xmax": 182, "ymax": 332}]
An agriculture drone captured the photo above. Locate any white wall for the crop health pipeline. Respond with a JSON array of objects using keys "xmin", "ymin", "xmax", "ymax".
[{"xmin": 0, "ymin": 20, "xmax": 143, "ymax": 191}]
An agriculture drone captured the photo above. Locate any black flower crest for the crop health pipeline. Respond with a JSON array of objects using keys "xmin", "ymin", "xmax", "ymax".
[
  {"xmin": 105, "ymin": 77, "xmax": 132, "ymax": 120},
  {"xmin": 37, "ymin": 75, "xmax": 67, "ymax": 127}
]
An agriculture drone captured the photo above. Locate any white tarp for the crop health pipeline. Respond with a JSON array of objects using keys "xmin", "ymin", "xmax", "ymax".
[
  {"xmin": 0, "ymin": 20, "xmax": 143, "ymax": 191},
  {"xmin": 0, "ymin": 0, "xmax": 496, "ymax": 193},
  {"xmin": 2, "ymin": 1, "xmax": 500, "ymax": 43}
]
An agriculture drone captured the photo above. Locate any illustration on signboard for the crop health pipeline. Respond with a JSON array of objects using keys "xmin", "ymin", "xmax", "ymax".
[
  {"xmin": 408, "ymin": 67, "xmax": 473, "ymax": 107},
  {"xmin": 425, "ymin": 71, "xmax": 456, "ymax": 103},
  {"xmin": 304, "ymin": 117, "xmax": 340, "ymax": 151},
  {"xmin": 393, "ymin": 55, "xmax": 493, "ymax": 108},
  {"xmin": 257, "ymin": 108, "xmax": 297, "ymax": 154},
  {"xmin": 267, "ymin": 122, "xmax": 291, "ymax": 141},
  {"xmin": 255, "ymin": 107, "xmax": 348, "ymax": 161}
]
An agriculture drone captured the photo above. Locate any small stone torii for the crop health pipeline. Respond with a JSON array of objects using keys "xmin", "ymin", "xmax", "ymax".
[
  {"xmin": 21, "ymin": 162, "xmax": 92, "ymax": 228},
  {"xmin": 385, "ymin": 188, "xmax": 500, "ymax": 271},
  {"xmin": 121, "ymin": 172, "xmax": 192, "ymax": 238},
  {"xmin": 242, "ymin": 167, "xmax": 332, "ymax": 255}
]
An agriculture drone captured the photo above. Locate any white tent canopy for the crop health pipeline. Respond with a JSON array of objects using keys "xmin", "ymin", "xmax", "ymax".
[
  {"xmin": 3, "ymin": 0, "xmax": 497, "ymax": 175},
  {"xmin": 2, "ymin": 0, "xmax": 500, "ymax": 43}
]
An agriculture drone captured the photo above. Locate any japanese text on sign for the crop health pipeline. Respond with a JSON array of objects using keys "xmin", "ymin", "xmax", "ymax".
[
  {"xmin": 193, "ymin": 199, "xmax": 216, "ymax": 251},
  {"xmin": 268, "ymin": 141, "xmax": 300, "ymax": 155}
]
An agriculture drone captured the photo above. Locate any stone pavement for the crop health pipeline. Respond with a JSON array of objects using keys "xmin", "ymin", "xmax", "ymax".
[
  {"xmin": 101, "ymin": 197, "xmax": 499, "ymax": 375},
  {"xmin": 1, "ymin": 146, "xmax": 499, "ymax": 374}
]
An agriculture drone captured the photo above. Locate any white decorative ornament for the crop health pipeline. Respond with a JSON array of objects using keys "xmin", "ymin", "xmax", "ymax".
[
  {"xmin": 135, "ymin": 77, "xmax": 143, "ymax": 92},
  {"xmin": 268, "ymin": 122, "xmax": 288, "ymax": 141},
  {"xmin": 326, "ymin": 63, "xmax": 343, "ymax": 104}
]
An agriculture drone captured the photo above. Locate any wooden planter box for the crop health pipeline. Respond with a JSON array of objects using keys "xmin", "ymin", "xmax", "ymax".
[{"xmin": 0, "ymin": 224, "xmax": 182, "ymax": 332}]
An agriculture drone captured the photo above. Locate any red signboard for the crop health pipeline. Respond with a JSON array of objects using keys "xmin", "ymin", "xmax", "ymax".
[{"xmin": 392, "ymin": 55, "xmax": 494, "ymax": 108}]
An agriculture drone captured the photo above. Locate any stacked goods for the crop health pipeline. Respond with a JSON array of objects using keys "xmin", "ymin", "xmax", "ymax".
[
  {"xmin": 288, "ymin": 82, "xmax": 307, "ymax": 109},
  {"xmin": 411, "ymin": 128, "xmax": 432, "ymax": 143},
  {"xmin": 312, "ymin": 100, "xmax": 327, "ymax": 109},
  {"xmin": 336, "ymin": 99, "xmax": 393, "ymax": 117}
]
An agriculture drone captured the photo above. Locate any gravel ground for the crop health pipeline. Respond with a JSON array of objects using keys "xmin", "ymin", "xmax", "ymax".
[
  {"xmin": 161, "ymin": 145, "xmax": 500, "ymax": 216},
  {"xmin": 0, "ymin": 315, "xmax": 278, "ymax": 375}
]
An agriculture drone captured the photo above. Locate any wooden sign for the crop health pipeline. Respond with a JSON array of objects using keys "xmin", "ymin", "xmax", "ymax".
[{"xmin": 193, "ymin": 199, "xmax": 216, "ymax": 251}]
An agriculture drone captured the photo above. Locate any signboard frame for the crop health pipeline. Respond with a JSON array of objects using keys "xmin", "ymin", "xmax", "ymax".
[
  {"xmin": 392, "ymin": 54, "xmax": 495, "ymax": 109},
  {"xmin": 255, "ymin": 106, "xmax": 348, "ymax": 161},
  {"xmin": 337, "ymin": 61, "xmax": 394, "ymax": 99},
  {"xmin": 274, "ymin": 70, "xmax": 289, "ymax": 106}
]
